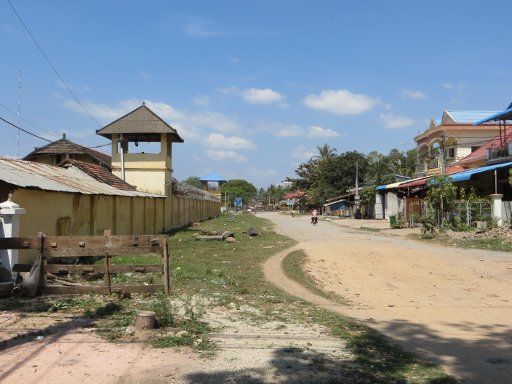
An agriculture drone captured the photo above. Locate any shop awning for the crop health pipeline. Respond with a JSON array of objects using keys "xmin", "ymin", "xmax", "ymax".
[
  {"xmin": 396, "ymin": 176, "xmax": 429, "ymax": 189},
  {"xmin": 376, "ymin": 182, "xmax": 402, "ymax": 191},
  {"xmin": 448, "ymin": 161, "xmax": 512, "ymax": 182}
]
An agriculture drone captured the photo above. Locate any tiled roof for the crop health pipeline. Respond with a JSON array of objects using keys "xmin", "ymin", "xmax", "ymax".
[
  {"xmin": 457, "ymin": 127, "xmax": 512, "ymax": 165},
  {"xmin": 96, "ymin": 105, "xmax": 183, "ymax": 142},
  {"xmin": 443, "ymin": 111, "xmax": 501, "ymax": 124},
  {"xmin": 59, "ymin": 159, "xmax": 136, "ymax": 191},
  {"xmin": 23, "ymin": 137, "xmax": 111, "ymax": 167}
]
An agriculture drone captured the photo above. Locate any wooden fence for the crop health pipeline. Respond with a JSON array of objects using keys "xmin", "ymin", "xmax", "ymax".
[{"xmin": 2, "ymin": 231, "xmax": 170, "ymax": 295}]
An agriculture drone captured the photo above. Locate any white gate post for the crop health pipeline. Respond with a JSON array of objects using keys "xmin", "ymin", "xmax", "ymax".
[
  {"xmin": 0, "ymin": 193, "xmax": 26, "ymax": 280},
  {"xmin": 491, "ymin": 194, "xmax": 503, "ymax": 227}
]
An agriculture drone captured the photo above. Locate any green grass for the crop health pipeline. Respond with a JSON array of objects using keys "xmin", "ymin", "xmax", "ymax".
[
  {"xmin": 282, "ymin": 250, "xmax": 347, "ymax": 304},
  {"xmin": 359, "ymin": 226, "xmax": 382, "ymax": 232},
  {"xmin": 410, "ymin": 232, "xmax": 512, "ymax": 252},
  {"xmin": 168, "ymin": 212, "xmax": 455, "ymax": 383}
]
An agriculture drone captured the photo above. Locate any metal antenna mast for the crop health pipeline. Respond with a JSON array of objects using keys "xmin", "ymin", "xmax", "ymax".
[{"xmin": 17, "ymin": 70, "xmax": 22, "ymax": 159}]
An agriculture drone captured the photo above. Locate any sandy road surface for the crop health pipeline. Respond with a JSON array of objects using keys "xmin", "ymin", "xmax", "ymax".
[{"xmin": 261, "ymin": 212, "xmax": 512, "ymax": 384}]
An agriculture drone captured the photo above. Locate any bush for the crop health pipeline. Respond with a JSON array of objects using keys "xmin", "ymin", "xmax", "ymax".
[{"xmin": 419, "ymin": 211, "xmax": 437, "ymax": 238}]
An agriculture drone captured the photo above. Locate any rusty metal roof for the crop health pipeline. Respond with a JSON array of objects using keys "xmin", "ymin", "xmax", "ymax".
[
  {"xmin": 0, "ymin": 158, "xmax": 163, "ymax": 198},
  {"xmin": 96, "ymin": 105, "xmax": 184, "ymax": 143}
]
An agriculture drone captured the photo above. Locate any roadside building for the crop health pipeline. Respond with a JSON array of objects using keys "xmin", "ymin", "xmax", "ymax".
[
  {"xmin": 23, "ymin": 133, "xmax": 111, "ymax": 169},
  {"xmin": 415, "ymin": 111, "xmax": 501, "ymax": 177},
  {"xmin": 96, "ymin": 103, "xmax": 183, "ymax": 196},
  {"xmin": 199, "ymin": 173, "xmax": 226, "ymax": 197},
  {"xmin": 0, "ymin": 103, "xmax": 221, "ymax": 241}
]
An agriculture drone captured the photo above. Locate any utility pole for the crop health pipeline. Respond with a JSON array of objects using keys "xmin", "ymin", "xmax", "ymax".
[
  {"xmin": 440, "ymin": 133, "xmax": 446, "ymax": 176},
  {"xmin": 354, "ymin": 161, "xmax": 361, "ymax": 219}
]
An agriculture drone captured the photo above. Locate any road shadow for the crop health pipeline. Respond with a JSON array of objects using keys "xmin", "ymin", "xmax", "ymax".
[
  {"xmin": 373, "ymin": 318, "xmax": 512, "ymax": 384},
  {"xmin": 186, "ymin": 341, "xmax": 456, "ymax": 384}
]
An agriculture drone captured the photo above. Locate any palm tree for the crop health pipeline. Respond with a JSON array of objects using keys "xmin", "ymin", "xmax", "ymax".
[{"xmin": 316, "ymin": 144, "xmax": 337, "ymax": 160}]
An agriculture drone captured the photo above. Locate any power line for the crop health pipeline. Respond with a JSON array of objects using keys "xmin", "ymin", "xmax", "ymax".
[
  {"xmin": 0, "ymin": 115, "xmax": 52, "ymax": 143},
  {"xmin": 7, "ymin": 0, "xmax": 101, "ymax": 128},
  {"xmin": 0, "ymin": 114, "xmax": 111, "ymax": 150},
  {"xmin": 0, "ymin": 100, "xmax": 50, "ymax": 136}
]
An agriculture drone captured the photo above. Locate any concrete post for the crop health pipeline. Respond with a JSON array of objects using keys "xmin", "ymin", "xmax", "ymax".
[
  {"xmin": 0, "ymin": 193, "xmax": 26, "ymax": 280},
  {"xmin": 491, "ymin": 194, "xmax": 503, "ymax": 227}
]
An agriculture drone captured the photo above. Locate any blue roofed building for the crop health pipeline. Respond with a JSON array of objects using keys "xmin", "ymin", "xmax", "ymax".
[
  {"xmin": 414, "ymin": 110, "xmax": 502, "ymax": 177},
  {"xmin": 199, "ymin": 173, "xmax": 227, "ymax": 196}
]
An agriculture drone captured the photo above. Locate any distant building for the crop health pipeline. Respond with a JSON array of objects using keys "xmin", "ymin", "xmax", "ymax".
[
  {"xmin": 199, "ymin": 173, "xmax": 226, "ymax": 196},
  {"xmin": 415, "ymin": 111, "xmax": 501, "ymax": 176},
  {"xmin": 23, "ymin": 133, "xmax": 111, "ymax": 169}
]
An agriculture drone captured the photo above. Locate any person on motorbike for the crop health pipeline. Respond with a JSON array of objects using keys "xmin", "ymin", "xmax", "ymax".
[{"xmin": 311, "ymin": 208, "xmax": 318, "ymax": 225}]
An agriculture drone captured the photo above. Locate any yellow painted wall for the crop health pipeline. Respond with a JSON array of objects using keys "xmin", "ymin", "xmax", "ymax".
[{"xmin": 10, "ymin": 187, "xmax": 220, "ymax": 262}]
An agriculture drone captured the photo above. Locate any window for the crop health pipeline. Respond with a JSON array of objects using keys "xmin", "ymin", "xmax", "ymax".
[{"xmin": 446, "ymin": 147, "xmax": 455, "ymax": 159}]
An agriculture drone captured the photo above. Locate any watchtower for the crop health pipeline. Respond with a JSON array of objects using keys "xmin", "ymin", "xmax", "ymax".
[{"xmin": 96, "ymin": 103, "xmax": 183, "ymax": 196}]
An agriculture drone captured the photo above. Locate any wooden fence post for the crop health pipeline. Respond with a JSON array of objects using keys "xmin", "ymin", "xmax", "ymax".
[
  {"xmin": 104, "ymin": 252, "xmax": 112, "ymax": 294},
  {"xmin": 38, "ymin": 232, "xmax": 47, "ymax": 289},
  {"xmin": 162, "ymin": 236, "xmax": 170, "ymax": 295},
  {"xmin": 103, "ymin": 229, "xmax": 112, "ymax": 294}
]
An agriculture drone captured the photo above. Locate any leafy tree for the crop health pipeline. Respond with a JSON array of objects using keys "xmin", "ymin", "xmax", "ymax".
[
  {"xmin": 221, "ymin": 179, "xmax": 257, "ymax": 206},
  {"xmin": 183, "ymin": 176, "xmax": 203, "ymax": 189}
]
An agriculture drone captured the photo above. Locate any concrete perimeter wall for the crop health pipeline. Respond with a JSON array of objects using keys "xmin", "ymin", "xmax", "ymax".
[{"xmin": 11, "ymin": 188, "xmax": 220, "ymax": 238}]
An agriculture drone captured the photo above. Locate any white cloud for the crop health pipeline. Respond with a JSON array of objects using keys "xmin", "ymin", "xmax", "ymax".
[
  {"xmin": 292, "ymin": 145, "xmax": 316, "ymax": 160},
  {"xmin": 402, "ymin": 89, "xmax": 426, "ymax": 100},
  {"xmin": 442, "ymin": 83, "xmax": 454, "ymax": 90},
  {"xmin": 192, "ymin": 95, "xmax": 210, "ymax": 107},
  {"xmin": 241, "ymin": 88, "xmax": 284, "ymax": 105},
  {"xmin": 206, "ymin": 133, "xmax": 255, "ymax": 149},
  {"xmin": 63, "ymin": 99, "xmax": 140, "ymax": 120},
  {"xmin": 183, "ymin": 20, "xmax": 221, "ymax": 38},
  {"xmin": 379, "ymin": 113, "xmax": 415, "ymax": 129},
  {"xmin": 303, "ymin": 89, "xmax": 379, "ymax": 115},
  {"xmin": 63, "ymin": 99, "xmax": 240, "ymax": 141},
  {"xmin": 306, "ymin": 125, "xmax": 340, "ymax": 138},
  {"xmin": 206, "ymin": 149, "xmax": 247, "ymax": 162},
  {"xmin": 272, "ymin": 124, "xmax": 303, "ymax": 137}
]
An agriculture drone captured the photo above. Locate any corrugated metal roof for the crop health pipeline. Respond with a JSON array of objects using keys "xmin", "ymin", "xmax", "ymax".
[
  {"xmin": 96, "ymin": 105, "xmax": 183, "ymax": 142},
  {"xmin": 448, "ymin": 161, "xmax": 512, "ymax": 183},
  {"xmin": 173, "ymin": 181, "xmax": 220, "ymax": 202},
  {"xmin": 376, "ymin": 182, "xmax": 402, "ymax": 191},
  {"xmin": 0, "ymin": 158, "xmax": 163, "ymax": 198},
  {"xmin": 473, "ymin": 108, "xmax": 512, "ymax": 125},
  {"xmin": 443, "ymin": 110, "xmax": 500, "ymax": 124}
]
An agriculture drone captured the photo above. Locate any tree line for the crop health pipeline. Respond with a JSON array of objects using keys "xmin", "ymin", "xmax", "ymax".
[
  {"xmin": 287, "ymin": 144, "xmax": 417, "ymax": 207},
  {"xmin": 183, "ymin": 143, "xmax": 416, "ymax": 208}
]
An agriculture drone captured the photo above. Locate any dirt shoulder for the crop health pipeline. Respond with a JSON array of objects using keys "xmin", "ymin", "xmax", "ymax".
[{"xmin": 261, "ymin": 212, "xmax": 512, "ymax": 384}]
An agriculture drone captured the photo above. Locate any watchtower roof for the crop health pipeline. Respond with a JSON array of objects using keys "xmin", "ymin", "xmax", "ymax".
[{"xmin": 96, "ymin": 104, "xmax": 184, "ymax": 143}]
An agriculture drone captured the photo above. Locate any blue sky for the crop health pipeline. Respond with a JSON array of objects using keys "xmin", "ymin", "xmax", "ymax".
[{"xmin": 1, "ymin": 0, "xmax": 512, "ymax": 187}]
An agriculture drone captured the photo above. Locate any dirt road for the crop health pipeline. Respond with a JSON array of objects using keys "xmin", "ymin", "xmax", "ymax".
[{"xmin": 261, "ymin": 212, "xmax": 512, "ymax": 384}]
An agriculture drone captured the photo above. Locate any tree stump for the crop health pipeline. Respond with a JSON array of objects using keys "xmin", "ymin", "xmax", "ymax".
[{"xmin": 134, "ymin": 311, "xmax": 156, "ymax": 330}]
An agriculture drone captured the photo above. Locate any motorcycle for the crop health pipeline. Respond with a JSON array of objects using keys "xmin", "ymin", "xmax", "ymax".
[{"xmin": 311, "ymin": 216, "xmax": 318, "ymax": 225}]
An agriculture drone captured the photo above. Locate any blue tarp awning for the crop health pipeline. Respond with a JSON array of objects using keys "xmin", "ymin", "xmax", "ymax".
[{"xmin": 448, "ymin": 161, "xmax": 512, "ymax": 182}]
